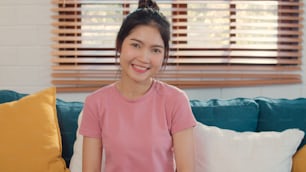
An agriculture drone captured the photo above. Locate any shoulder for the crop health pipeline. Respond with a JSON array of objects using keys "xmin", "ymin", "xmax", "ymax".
[
  {"xmin": 85, "ymin": 83, "xmax": 116, "ymax": 103},
  {"xmin": 83, "ymin": 83, "xmax": 117, "ymax": 115},
  {"xmin": 153, "ymin": 80, "xmax": 189, "ymax": 100}
]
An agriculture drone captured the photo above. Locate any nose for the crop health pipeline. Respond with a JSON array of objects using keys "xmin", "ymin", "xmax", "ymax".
[{"xmin": 138, "ymin": 49, "xmax": 150, "ymax": 63}]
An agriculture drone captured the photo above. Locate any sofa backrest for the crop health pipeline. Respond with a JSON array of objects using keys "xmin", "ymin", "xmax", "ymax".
[
  {"xmin": 190, "ymin": 98, "xmax": 259, "ymax": 132},
  {"xmin": 255, "ymin": 97, "xmax": 306, "ymax": 149},
  {"xmin": 54, "ymin": 99, "xmax": 83, "ymax": 166}
]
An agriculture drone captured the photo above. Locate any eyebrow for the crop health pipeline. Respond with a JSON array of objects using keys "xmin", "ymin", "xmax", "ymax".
[{"xmin": 130, "ymin": 38, "xmax": 164, "ymax": 49}]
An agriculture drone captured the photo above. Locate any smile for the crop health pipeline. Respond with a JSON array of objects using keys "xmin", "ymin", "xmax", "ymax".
[{"xmin": 132, "ymin": 64, "xmax": 150, "ymax": 73}]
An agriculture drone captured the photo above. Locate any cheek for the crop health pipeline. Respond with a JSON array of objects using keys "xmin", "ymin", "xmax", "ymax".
[
  {"xmin": 152, "ymin": 55, "xmax": 164, "ymax": 67},
  {"xmin": 120, "ymin": 42, "xmax": 134, "ymax": 58},
  {"xmin": 120, "ymin": 48, "xmax": 134, "ymax": 61}
]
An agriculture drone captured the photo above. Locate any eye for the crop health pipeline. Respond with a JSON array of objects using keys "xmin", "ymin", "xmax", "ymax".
[
  {"xmin": 131, "ymin": 43, "xmax": 140, "ymax": 48},
  {"xmin": 152, "ymin": 48, "xmax": 162, "ymax": 54}
]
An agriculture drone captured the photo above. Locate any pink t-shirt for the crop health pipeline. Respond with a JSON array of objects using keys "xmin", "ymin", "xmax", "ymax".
[{"xmin": 79, "ymin": 80, "xmax": 196, "ymax": 172}]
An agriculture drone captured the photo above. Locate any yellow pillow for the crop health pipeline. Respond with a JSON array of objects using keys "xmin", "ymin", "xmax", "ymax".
[
  {"xmin": 0, "ymin": 87, "xmax": 70, "ymax": 172},
  {"xmin": 292, "ymin": 145, "xmax": 306, "ymax": 172}
]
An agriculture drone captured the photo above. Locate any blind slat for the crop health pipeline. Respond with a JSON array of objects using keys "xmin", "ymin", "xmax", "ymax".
[
  {"xmin": 52, "ymin": 44, "xmax": 302, "ymax": 50},
  {"xmin": 51, "ymin": 0, "xmax": 303, "ymax": 92},
  {"xmin": 52, "ymin": 65, "xmax": 301, "ymax": 71}
]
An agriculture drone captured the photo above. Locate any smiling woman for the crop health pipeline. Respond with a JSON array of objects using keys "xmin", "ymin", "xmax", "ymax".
[
  {"xmin": 51, "ymin": 0, "xmax": 304, "ymax": 92},
  {"xmin": 77, "ymin": 1, "xmax": 197, "ymax": 172}
]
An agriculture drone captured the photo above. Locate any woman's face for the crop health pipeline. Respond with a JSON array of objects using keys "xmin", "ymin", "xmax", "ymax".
[{"xmin": 119, "ymin": 25, "xmax": 165, "ymax": 84}]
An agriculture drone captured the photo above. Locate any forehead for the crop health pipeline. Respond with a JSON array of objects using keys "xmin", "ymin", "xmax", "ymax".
[{"xmin": 126, "ymin": 25, "xmax": 164, "ymax": 46}]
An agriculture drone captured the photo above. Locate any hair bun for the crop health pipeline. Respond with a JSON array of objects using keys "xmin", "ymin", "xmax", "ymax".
[{"xmin": 138, "ymin": 0, "xmax": 159, "ymax": 11}]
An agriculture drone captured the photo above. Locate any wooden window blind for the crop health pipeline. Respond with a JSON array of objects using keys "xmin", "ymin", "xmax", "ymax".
[{"xmin": 51, "ymin": 0, "xmax": 304, "ymax": 92}]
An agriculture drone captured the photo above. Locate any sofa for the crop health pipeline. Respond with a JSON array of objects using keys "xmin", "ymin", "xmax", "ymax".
[{"xmin": 0, "ymin": 87, "xmax": 305, "ymax": 172}]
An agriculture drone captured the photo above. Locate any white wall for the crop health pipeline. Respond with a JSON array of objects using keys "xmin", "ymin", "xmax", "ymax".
[{"xmin": 0, "ymin": 0, "xmax": 306, "ymax": 102}]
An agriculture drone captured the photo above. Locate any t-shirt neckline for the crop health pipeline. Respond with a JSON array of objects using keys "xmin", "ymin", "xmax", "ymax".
[{"xmin": 113, "ymin": 80, "xmax": 156, "ymax": 103}]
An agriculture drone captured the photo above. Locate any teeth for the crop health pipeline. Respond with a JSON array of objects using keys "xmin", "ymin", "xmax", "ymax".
[{"xmin": 133, "ymin": 64, "xmax": 148, "ymax": 71}]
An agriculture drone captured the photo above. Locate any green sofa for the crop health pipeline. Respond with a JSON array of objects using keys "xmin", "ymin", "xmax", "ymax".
[{"xmin": 1, "ymin": 89, "xmax": 306, "ymax": 170}]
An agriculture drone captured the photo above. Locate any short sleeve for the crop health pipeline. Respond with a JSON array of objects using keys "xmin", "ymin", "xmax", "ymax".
[
  {"xmin": 169, "ymin": 91, "xmax": 196, "ymax": 134},
  {"xmin": 79, "ymin": 95, "xmax": 102, "ymax": 138}
]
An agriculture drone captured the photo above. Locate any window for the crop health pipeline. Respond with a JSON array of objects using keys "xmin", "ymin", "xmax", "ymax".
[{"xmin": 51, "ymin": 0, "xmax": 304, "ymax": 92}]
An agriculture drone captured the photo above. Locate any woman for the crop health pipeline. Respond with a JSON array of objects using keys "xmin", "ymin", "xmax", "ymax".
[{"xmin": 79, "ymin": 0, "xmax": 196, "ymax": 172}]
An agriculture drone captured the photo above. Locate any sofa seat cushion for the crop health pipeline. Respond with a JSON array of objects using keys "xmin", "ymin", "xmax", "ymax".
[
  {"xmin": 0, "ymin": 87, "xmax": 69, "ymax": 172},
  {"xmin": 256, "ymin": 97, "xmax": 306, "ymax": 148},
  {"xmin": 190, "ymin": 98, "xmax": 259, "ymax": 132}
]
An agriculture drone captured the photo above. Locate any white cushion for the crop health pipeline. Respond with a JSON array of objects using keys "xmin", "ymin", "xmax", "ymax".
[
  {"xmin": 69, "ymin": 110, "xmax": 84, "ymax": 172},
  {"xmin": 194, "ymin": 122, "xmax": 304, "ymax": 172}
]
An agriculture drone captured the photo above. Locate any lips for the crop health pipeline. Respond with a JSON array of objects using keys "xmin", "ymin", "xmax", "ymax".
[{"xmin": 132, "ymin": 64, "xmax": 150, "ymax": 73}]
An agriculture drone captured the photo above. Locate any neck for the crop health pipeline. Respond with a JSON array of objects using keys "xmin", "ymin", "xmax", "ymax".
[{"xmin": 116, "ymin": 78, "xmax": 153, "ymax": 100}]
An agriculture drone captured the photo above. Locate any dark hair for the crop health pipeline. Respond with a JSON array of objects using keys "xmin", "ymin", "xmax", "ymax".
[{"xmin": 115, "ymin": 0, "xmax": 170, "ymax": 67}]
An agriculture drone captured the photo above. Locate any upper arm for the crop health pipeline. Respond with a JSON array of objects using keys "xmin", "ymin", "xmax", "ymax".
[
  {"xmin": 173, "ymin": 127, "xmax": 195, "ymax": 172},
  {"xmin": 82, "ymin": 136, "xmax": 103, "ymax": 172}
]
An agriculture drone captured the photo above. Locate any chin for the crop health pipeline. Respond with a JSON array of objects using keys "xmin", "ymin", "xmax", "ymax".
[{"xmin": 130, "ymin": 75, "xmax": 152, "ymax": 84}]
